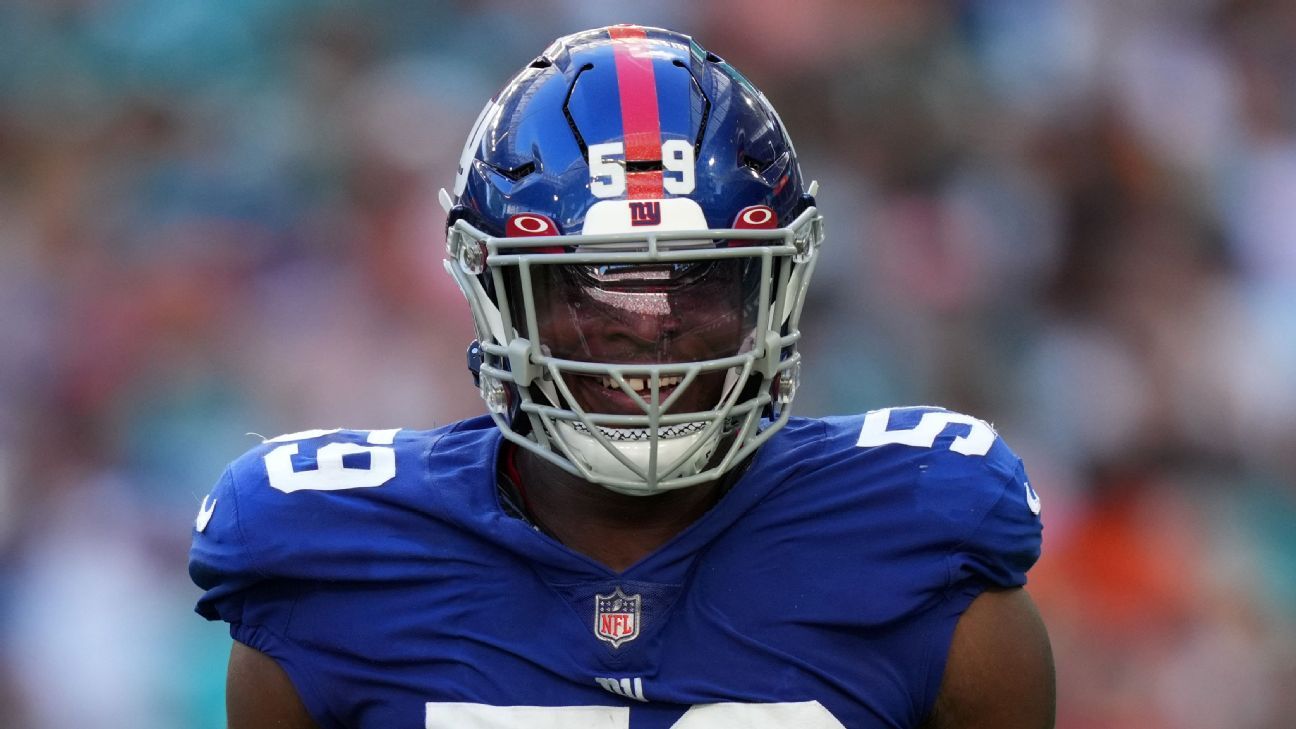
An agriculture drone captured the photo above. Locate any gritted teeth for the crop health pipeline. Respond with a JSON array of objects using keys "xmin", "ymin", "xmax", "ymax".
[
  {"xmin": 569, "ymin": 421, "xmax": 708, "ymax": 440},
  {"xmin": 600, "ymin": 375, "xmax": 683, "ymax": 391}
]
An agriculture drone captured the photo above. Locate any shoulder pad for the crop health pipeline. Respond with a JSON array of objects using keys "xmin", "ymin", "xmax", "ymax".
[
  {"xmin": 188, "ymin": 427, "xmax": 445, "ymax": 626},
  {"xmin": 818, "ymin": 407, "xmax": 1043, "ymax": 589}
]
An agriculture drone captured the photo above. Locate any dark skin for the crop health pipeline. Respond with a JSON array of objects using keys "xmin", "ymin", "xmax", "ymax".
[
  {"xmin": 227, "ymin": 264, "xmax": 1055, "ymax": 727},
  {"xmin": 516, "ymin": 447, "xmax": 735, "ymax": 571},
  {"xmin": 527, "ymin": 260, "xmax": 752, "ymax": 421},
  {"xmin": 227, "ymin": 456, "xmax": 1055, "ymax": 728}
]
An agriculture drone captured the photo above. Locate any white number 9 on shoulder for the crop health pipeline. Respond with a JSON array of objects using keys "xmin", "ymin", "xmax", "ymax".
[{"xmin": 263, "ymin": 428, "xmax": 400, "ymax": 493}]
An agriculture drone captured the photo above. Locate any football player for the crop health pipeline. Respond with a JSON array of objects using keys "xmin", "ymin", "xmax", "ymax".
[{"xmin": 191, "ymin": 26, "xmax": 1053, "ymax": 729}]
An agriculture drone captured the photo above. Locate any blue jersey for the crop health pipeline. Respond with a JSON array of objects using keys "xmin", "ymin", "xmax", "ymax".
[{"xmin": 190, "ymin": 407, "xmax": 1042, "ymax": 729}]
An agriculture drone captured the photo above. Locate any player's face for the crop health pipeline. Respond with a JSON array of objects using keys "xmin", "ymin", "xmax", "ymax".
[{"xmin": 523, "ymin": 259, "xmax": 761, "ymax": 415}]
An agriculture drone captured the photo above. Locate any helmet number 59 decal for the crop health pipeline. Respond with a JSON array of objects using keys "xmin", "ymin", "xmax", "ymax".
[
  {"xmin": 263, "ymin": 429, "xmax": 400, "ymax": 493},
  {"xmin": 589, "ymin": 140, "xmax": 695, "ymax": 198}
]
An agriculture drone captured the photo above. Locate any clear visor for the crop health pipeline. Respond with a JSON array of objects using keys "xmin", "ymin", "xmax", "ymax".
[{"xmin": 511, "ymin": 258, "xmax": 764, "ymax": 366}]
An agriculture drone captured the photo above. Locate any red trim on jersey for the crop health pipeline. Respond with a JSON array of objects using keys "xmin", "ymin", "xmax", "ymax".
[
  {"xmin": 609, "ymin": 25, "xmax": 663, "ymax": 199},
  {"xmin": 502, "ymin": 441, "xmax": 534, "ymax": 515}
]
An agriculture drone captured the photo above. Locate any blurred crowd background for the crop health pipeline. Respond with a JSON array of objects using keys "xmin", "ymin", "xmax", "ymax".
[{"xmin": 0, "ymin": 0, "xmax": 1293, "ymax": 727}]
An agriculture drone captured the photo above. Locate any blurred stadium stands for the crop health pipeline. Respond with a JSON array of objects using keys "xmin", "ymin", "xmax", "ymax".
[{"xmin": 0, "ymin": 1, "xmax": 1292, "ymax": 727}]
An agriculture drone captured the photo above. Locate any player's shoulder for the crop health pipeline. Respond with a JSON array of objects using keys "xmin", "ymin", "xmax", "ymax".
[
  {"xmin": 813, "ymin": 405, "xmax": 1021, "ymax": 480},
  {"xmin": 767, "ymin": 405, "xmax": 1031, "ymax": 511},
  {"xmin": 229, "ymin": 426, "xmax": 416, "ymax": 490},
  {"xmin": 221, "ymin": 417, "xmax": 496, "ymax": 498},
  {"xmin": 189, "ymin": 418, "xmax": 498, "ymax": 607},
  {"xmin": 766, "ymin": 406, "xmax": 1042, "ymax": 588}
]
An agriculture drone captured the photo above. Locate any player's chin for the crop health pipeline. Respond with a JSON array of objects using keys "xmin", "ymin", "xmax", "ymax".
[{"xmin": 564, "ymin": 371, "xmax": 728, "ymax": 417}]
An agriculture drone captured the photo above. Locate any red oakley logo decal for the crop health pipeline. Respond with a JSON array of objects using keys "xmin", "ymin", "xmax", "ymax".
[
  {"xmin": 733, "ymin": 205, "xmax": 777, "ymax": 229},
  {"xmin": 507, "ymin": 214, "xmax": 559, "ymax": 237}
]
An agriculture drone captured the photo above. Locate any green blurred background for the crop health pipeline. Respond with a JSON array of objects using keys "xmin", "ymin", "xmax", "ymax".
[{"xmin": 1, "ymin": 1, "xmax": 1293, "ymax": 727}]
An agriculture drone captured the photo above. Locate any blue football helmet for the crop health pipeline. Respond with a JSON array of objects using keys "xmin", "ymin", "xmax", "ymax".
[{"xmin": 443, "ymin": 26, "xmax": 823, "ymax": 495}]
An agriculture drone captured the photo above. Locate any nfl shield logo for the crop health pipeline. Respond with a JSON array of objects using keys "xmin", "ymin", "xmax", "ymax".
[{"xmin": 594, "ymin": 587, "xmax": 642, "ymax": 648}]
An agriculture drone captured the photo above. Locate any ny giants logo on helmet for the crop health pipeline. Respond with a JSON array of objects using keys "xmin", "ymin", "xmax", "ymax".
[{"xmin": 628, "ymin": 201, "xmax": 662, "ymax": 226}]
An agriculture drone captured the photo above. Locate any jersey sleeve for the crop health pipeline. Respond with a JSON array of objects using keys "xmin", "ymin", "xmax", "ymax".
[
  {"xmin": 187, "ymin": 429, "xmax": 427, "ymax": 729},
  {"xmin": 902, "ymin": 411, "xmax": 1044, "ymax": 721},
  {"xmin": 740, "ymin": 410, "xmax": 1045, "ymax": 725},
  {"xmin": 189, "ymin": 427, "xmax": 430, "ymax": 624},
  {"xmin": 937, "ymin": 451, "xmax": 1042, "ymax": 591},
  {"xmin": 188, "ymin": 450, "xmax": 325, "ymax": 631},
  {"xmin": 188, "ymin": 463, "xmax": 258, "ymax": 624},
  {"xmin": 831, "ymin": 406, "xmax": 1044, "ymax": 593}
]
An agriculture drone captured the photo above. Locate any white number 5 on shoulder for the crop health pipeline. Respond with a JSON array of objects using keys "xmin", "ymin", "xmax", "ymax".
[{"xmin": 855, "ymin": 408, "xmax": 996, "ymax": 457}]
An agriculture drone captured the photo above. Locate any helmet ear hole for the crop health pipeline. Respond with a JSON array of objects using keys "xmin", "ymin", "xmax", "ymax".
[{"xmin": 466, "ymin": 340, "xmax": 483, "ymax": 386}]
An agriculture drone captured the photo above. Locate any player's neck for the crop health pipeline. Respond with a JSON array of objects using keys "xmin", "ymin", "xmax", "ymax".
[{"xmin": 512, "ymin": 447, "xmax": 730, "ymax": 573}]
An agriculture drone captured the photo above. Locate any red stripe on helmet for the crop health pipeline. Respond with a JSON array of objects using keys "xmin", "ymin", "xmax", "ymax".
[{"xmin": 608, "ymin": 25, "xmax": 663, "ymax": 199}]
